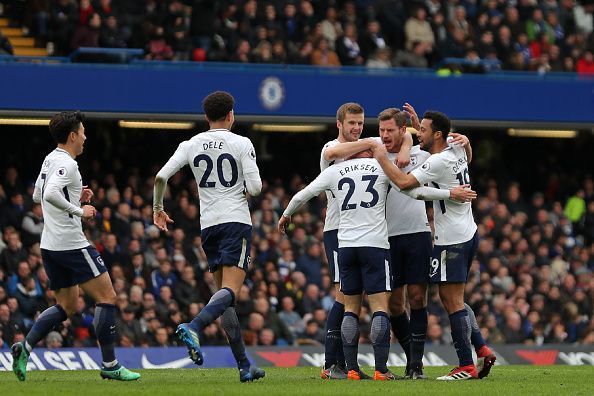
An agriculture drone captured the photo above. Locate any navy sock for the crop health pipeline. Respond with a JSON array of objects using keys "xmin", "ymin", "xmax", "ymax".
[
  {"xmin": 190, "ymin": 287, "xmax": 235, "ymax": 333},
  {"xmin": 449, "ymin": 309, "xmax": 473, "ymax": 367},
  {"xmin": 390, "ymin": 313, "xmax": 411, "ymax": 364},
  {"xmin": 221, "ymin": 307, "xmax": 250, "ymax": 371},
  {"xmin": 409, "ymin": 307, "xmax": 428, "ymax": 369},
  {"xmin": 324, "ymin": 301, "xmax": 345, "ymax": 369},
  {"xmin": 25, "ymin": 304, "xmax": 67, "ymax": 351},
  {"xmin": 94, "ymin": 303, "xmax": 119, "ymax": 368},
  {"xmin": 465, "ymin": 303, "xmax": 486, "ymax": 352},
  {"xmin": 341, "ymin": 312, "xmax": 360, "ymax": 372},
  {"xmin": 370, "ymin": 312, "xmax": 390, "ymax": 373}
]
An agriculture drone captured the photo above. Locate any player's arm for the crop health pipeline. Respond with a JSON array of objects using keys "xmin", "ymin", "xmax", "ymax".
[
  {"xmin": 43, "ymin": 163, "xmax": 91, "ymax": 218},
  {"xmin": 323, "ymin": 139, "xmax": 376, "ymax": 162},
  {"xmin": 153, "ymin": 142, "xmax": 188, "ymax": 231},
  {"xmin": 395, "ymin": 184, "xmax": 477, "ymax": 202},
  {"xmin": 449, "ymin": 132, "xmax": 472, "ymax": 163},
  {"xmin": 278, "ymin": 171, "xmax": 332, "ymax": 233},
  {"xmin": 396, "ymin": 130, "xmax": 413, "ymax": 168},
  {"xmin": 373, "ymin": 143, "xmax": 420, "ymax": 190},
  {"xmin": 32, "ymin": 172, "xmax": 43, "ymax": 204},
  {"xmin": 241, "ymin": 141, "xmax": 262, "ymax": 196}
]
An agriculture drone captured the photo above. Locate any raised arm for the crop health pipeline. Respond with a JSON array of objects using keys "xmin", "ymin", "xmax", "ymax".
[
  {"xmin": 449, "ymin": 132, "xmax": 472, "ymax": 163},
  {"xmin": 323, "ymin": 139, "xmax": 376, "ymax": 162},
  {"xmin": 373, "ymin": 143, "xmax": 420, "ymax": 190}
]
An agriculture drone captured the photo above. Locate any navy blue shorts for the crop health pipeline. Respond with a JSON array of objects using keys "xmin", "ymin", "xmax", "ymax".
[
  {"xmin": 429, "ymin": 232, "xmax": 479, "ymax": 284},
  {"xmin": 389, "ymin": 232, "xmax": 432, "ymax": 287},
  {"xmin": 201, "ymin": 222, "xmax": 252, "ymax": 273},
  {"xmin": 41, "ymin": 245, "xmax": 108, "ymax": 290},
  {"xmin": 323, "ymin": 230, "xmax": 339, "ymax": 283},
  {"xmin": 338, "ymin": 247, "xmax": 391, "ymax": 295}
]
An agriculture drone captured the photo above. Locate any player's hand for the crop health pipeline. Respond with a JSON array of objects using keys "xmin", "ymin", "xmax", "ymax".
[
  {"xmin": 449, "ymin": 132, "xmax": 469, "ymax": 147},
  {"xmin": 403, "ymin": 102, "xmax": 421, "ymax": 131},
  {"xmin": 449, "ymin": 185, "xmax": 477, "ymax": 202},
  {"xmin": 154, "ymin": 210, "xmax": 174, "ymax": 232},
  {"xmin": 278, "ymin": 215, "xmax": 290, "ymax": 234},
  {"xmin": 81, "ymin": 205, "xmax": 96, "ymax": 219},
  {"xmin": 371, "ymin": 142, "xmax": 388, "ymax": 160},
  {"xmin": 80, "ymin": 186, "xmax": 93, "ymax": 203},
  {"xmin": 396, "ymin": 150, "xmax": 411, "ymax": 168}
]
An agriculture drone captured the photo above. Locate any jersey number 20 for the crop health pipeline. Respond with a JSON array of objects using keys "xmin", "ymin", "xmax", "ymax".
[{"xmin": 193, "ymin": 154, "xmax": 238, "ymax": 188}]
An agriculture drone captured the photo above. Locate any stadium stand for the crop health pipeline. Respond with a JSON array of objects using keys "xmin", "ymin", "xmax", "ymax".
[{"xmin": 0, "ymin": 0, "xmax": 592, "ymax": 73}]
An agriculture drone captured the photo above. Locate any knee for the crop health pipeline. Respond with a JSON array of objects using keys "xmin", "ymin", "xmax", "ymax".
[
  {"xmin": 60, "ymin": 304, "xmax": 76, "ymax": 318},
  {"xmin": 408, "ymin": 289, "xmax": 427, "ymax": 310},
  {"xmin": 389, "ymin": 292, "xmax": 405, "ymax": 316},
  {"xmin": 97, "ymin": 289, "xmax": 117, "ymax": 305}
]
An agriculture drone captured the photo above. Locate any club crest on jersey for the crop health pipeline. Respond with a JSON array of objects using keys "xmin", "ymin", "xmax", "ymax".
[
  {"xmin": 56, "ymin": 167, "xmax": 68, "ymax": 177},
  {"xmin": 421, "ymin": 162, "xmax": 430, "ymax": 171},
  {"xmin": 410, "ymin": 156, "xmax": 417, "ymax": 166},
  {"xmin": 250, "ymin": 150, "xmax": 256, "ymax": 160}
]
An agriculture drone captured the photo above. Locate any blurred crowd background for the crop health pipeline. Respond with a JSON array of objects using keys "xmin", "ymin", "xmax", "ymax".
[{"xmin": 0, "ymin": 0, "xmax": 593, "ymax": 74}]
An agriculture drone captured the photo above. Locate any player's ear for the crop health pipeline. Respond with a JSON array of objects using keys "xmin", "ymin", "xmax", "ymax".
[{"xmin": 336, "ymin": 120, "xmax": 341, "ymax": 130}]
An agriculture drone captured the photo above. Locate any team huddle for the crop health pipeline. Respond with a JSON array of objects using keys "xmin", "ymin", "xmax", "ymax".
[{"xmin": 12, "ymin": 91, "xmax": 494, "ymax": 383}]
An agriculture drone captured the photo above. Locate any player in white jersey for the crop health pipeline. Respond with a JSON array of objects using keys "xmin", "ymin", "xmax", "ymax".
[
  {"xmin": 11, "ymin": 111, "xmax": 140, "ymax": 382},
  {"xmin": 372, "ymin": 110, "xmax": 486, "ymax": 380},
  {"xmin": 278, "ymin": 157, "xmax": 475, "ymax": 381},
  {"xmin": 319, "ymin": 102, "xmax": 406, "ymax": 379},
  {"xmin": 153, "ymin": 91, "xmax": 265, "ymax": 383}
]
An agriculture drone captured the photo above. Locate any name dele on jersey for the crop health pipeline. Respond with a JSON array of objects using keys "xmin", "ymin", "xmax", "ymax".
[{"xmin": 339, "ymin": 163, "xmax": 378, "ymax": 176}]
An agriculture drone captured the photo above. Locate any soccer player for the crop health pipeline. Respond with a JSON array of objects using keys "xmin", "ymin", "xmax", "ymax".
[
  {"xmin": 153, "ymin": 91, "xmax": 265, "ymax": 383},
  {"xmin": 318, "ymin": 102, "xmax": 390, "ymax": 379},
  {"xmin": 279, "ymin": 154, "xmax": 475, "ymax": 381},
  {"xmin": 11, "ymin": 111, "xmax": 140, "ymax": 381},
  {"xmin": 372, "ymin": 110, "xmax": 493, "ymax": 380}
]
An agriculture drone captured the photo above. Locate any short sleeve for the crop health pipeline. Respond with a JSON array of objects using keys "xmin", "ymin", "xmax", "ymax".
[
  {"xmin": 410, "ymin": 154, "xmax": 444, "ymax": 186},
  {"xmin": 241, "ymin": 139, "xmax": 259, "ymax": 175},
  {"xmin": 320, "ymin": 140, "xmax": 339, "ymax": 170}
]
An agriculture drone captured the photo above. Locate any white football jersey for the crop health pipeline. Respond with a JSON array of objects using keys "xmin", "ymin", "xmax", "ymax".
[
  {"xmin": 302, "ymin": 158, "xmax": 391, "ymax": 249},
  {"xmin": 34, "ymin": 148, "xmax": 90, "ymax": 251},
  {"xmin": 163, "ymin": 129, "xmax": 260, "ymax": 230},
  {"xmin": 383, "ymin": 143, "xmax": 432, "ymax": 236},
  {"xmin": 411, "ymin": 145, "xmax": 477, "ymax": 245},
  {"xmin": 320, "ymin": 139, "xmax": 343, "ymax": 232}
]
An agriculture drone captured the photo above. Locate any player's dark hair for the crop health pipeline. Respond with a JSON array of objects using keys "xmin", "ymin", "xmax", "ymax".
[
  {"xmin": 202, "ymin": 91, "xmax": 235, "ymax": 122},
  {"xmin": 378, "ymin": 107, "xmax": 407, "ymax": 127},
  {"xmin": 49, "ymin": 111, "xmax": 84, "ymax": 144},
  {"xmin": 423, "ymin": 111, "xmax": 450, "ymax": 139},
  {"xmin": 336, "ymin": 102, "xmax": 364, "ymax": 123}
]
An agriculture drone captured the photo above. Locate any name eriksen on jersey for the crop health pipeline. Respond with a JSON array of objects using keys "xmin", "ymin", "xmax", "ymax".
[
  {"xmin": 339, "ymin": 163, "xmax": 377, "ymax": 176},
  {"xmin": 203, "ymin": 141, "xmax": 223, "ymax": 150}
]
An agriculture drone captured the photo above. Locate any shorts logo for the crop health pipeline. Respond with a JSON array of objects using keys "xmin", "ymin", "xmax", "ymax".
[
  {"xmin": 421, "ymin": 162, "xmax": 430, "ymax": 171},
  {"xmin": 429, "ymin": 258, "xmax": 439, "ymax": 277},
  {"xmin": 247, "ymin": 256, "xmax": 251, "ymax": 265},
  {"xmin": 57, "ymin": 167, "xmax": 68, "ymax": 177},
  {"xmin": 96, "ymin": 256, "xmax": 105, "ymax": 266}
]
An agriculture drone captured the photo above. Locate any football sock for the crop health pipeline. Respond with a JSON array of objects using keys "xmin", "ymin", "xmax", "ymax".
[
  {"xmin": 370, "ymin": 312, "xmax": 390, "ymax": 373},
  {"xmin": 93, "ymin": 303, "xmax": 119, "ymax": 369},
  {"xmin": 341, "ymin": 312, "xmax": 360, "ymax": 372},
  {"xmin": 324, "ymin": 301, "xmax": 345, "ymax": 369},
  {"xmin": 390, "ymin": 312, "xmax": 411, "ymax": 364},
  {"xmin": 449, "ymin": 309, "xmax": 473, "ymax": 367},
  {"xmin": 409, "ymin": 307, "xmax": 428, "ymax": 368},
  {"xmin": 465, "ymin": 303, "xmax": 487, "ymax": 352},
  {"xmin": 189, "ymin": 287, "xmax": 235, "ymax": 333},
  {"xmin": 25, "ymin": 304, "xmax": 67, "ymax": 352},
  {"xmin": 221, "ymin": 307, "xmax": 250, "ymax": 371}
]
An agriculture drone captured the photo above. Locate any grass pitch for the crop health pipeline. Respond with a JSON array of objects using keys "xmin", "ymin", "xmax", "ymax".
[{"xmin": 1, "ymin": 366, "xmax": 592, "ymax": 396}]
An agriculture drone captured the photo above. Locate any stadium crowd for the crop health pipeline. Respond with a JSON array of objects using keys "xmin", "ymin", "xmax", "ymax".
[
  {"xmin": 0, "ymin": 159, "xmax": 593, "ymax": 350},
  {"xmin": 1, "ymin": 0, "xmax": 594, "ymax": 73}
]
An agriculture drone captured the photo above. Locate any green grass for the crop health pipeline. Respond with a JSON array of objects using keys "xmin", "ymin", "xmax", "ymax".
[{"xmin": 1, "ymin": 366, "xmax": 593, "ymax": 396}]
